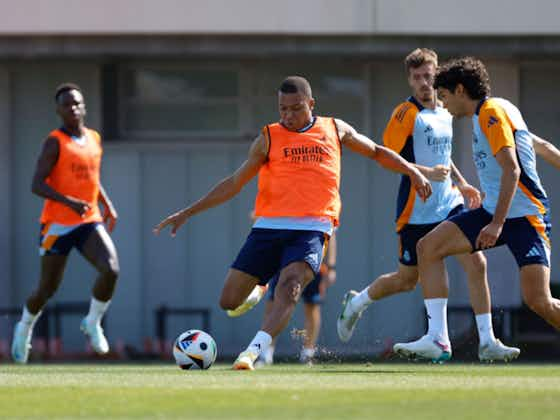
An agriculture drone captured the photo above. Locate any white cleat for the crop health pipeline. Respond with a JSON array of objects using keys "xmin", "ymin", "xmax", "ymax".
[
  {"xmin": 337, "ymin": 290, "xmax": 364, "ymax": 342},
  {"xmin": 11, "ymin": 322, "xmax": 32, "ymax": 364},
  {"xmin": 233, "ymin": 350, "xmax": 258, "ymax": 371},
  {"xmin": 478, "ymin": 339, "xmax": 520, "ymax": 362},
  {"xmin": 393, "ymin": 334, "xmax": 452, "ymax": 363},
  {"xmin": 226, "ymin": 284, "xmax": 268, "ymax": 318},
  {"xmin": 80, "ymin": 318, "xmax": 109, "ymax": 355}
]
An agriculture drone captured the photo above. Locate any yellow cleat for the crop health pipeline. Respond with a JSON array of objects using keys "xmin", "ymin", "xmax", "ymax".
[{"xmin": 226, "ymin": 285, "xmax": 268, "ymax": 318}]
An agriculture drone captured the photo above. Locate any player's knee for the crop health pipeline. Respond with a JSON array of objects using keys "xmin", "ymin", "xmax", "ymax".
[
  {"xmin": 417, "ymin": 235, "xmax": 444, "ymax": 261},
  {"xmin": 100, "ymin": 258, "xmax": 120, "ymax": 282},
  {"xmin": 468, "ymin": 253, "xmax": 487, "ymax": 277},
  {"xmin": 279, "ymin": 275, "xmax": 302, "ymax": 305}
]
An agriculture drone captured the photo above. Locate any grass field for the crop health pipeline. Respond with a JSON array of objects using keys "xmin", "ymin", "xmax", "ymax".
[{"xmin": 1, "ymin": 363, "xmax": 559, "ymax": 419}]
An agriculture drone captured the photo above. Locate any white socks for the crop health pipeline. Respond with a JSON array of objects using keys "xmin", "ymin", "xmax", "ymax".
[
  {"xmin": 20, "ymin": 306, "xmax": 41, "ymax": 330},
  {"xmin": 85, "ymin": 297, "xmax": 111, "ymax": 325},
  {"xmin": 475, "ymin": 313, "xmax": 496, "ymax": 347},
  {"xmin": 350, "ymin": 287, "xmax": 374, "ymax": 313},
  {"xmin": 246, "ymin": 330, "xmax": 272, "ymax": 356},
  {"xmin": 424, "ymin": 298, "xmax": 449, "ymax": 343}
]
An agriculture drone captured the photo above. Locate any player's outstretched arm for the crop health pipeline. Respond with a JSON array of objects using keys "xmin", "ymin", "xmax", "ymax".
[
  {"xmin": 532, "ymin": 133, "xmax": 560, "ymax": 170},
  {"xmin": 450, "ymin": 161, "xmax": 482, "ymax": 209},
  {"xmin": 153, "ymin": 133, "xmax": 268, "ymax": 236},
  {"xmin": 334, "ymin": 118, "xmax": 432, "ymax": 201},
  {"xmin": 31, "ymin": 136, "xmax": 91, "ymax": 217}
]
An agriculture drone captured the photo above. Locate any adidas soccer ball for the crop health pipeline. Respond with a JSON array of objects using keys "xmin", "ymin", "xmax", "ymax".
[{"xmin": 173, "ymin": 330, "xmax": 217, "ymax": 370}]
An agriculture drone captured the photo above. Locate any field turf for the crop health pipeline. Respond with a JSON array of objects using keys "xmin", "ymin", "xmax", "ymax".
[{"xmin": 0, "ymin": 363, "xmax": 559, "ymax": 419}]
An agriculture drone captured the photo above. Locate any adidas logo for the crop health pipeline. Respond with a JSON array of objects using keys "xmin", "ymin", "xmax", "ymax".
[
  {"xmin": 525, "ymin": 246, "xmax": 541, "ymax": 258},
  {"xmin": 488, "ymin": 116, "xmax": 499, "ymax": 128}
]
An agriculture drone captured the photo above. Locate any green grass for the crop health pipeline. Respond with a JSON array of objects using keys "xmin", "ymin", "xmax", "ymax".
[{"xmin": 1, "ymin": 363, "xmax": 559, "ymax": 419}]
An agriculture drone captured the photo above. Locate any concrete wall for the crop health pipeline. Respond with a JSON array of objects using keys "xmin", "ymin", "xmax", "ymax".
[
  {"xmin": 2, "ymin": 53, "xmax": 559, "ymax": 358},
  {"xmin": 0, "ymin": 0, "xmax": 559, "ymax": 35}
]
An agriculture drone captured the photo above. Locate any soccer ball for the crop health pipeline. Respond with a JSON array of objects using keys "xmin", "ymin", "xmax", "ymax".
[{"xmin": 173, "ymin": 330, "xmax": 217, "ymax": 370}]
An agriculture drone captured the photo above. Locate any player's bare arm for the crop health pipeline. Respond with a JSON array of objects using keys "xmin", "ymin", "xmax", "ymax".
[
  {"xmin": 450, "ymin": 161, "xmax": 482, "ymax": 209},
  {"xmin": 532, "ymin": 134, "xmax": 560, "ymax": 170},
  {"xmin": 476, "ymin": 146, "xmax": 520, "ymax": 249},
  {"xmin": 31, "ymin": 136, "xmax": 91, "ymax": 216},
  {"xmin": 334, "ymin": 118, "xmax": 432, "ymax": 201},
  {"xmin": 99, "ymin": 185, "xmax": 118, "ymax": 232},
  {"xmin": 154, "ymin": 133, "xmax": 268, "ymax": 236}
]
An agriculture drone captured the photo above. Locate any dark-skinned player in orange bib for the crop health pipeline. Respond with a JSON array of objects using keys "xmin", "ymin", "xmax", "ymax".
[
  {"xmin": 154, "ymin": 76, "xmax": 432, "ymax": 370},
  {"xmin": 11, "ymin": 83, "xmax": 120, "ymax": 363}
]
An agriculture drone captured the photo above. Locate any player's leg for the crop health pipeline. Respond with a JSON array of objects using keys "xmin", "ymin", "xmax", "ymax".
[
  {"xmin": 301, "ymin": 303, "xmax": 321, "ymax": 363},
  {"xmin": 256, "ymin": 277, "xmax": 278, "ymax": 366},
  {"xmin": 223, "ymin": 228, "xmax": 282, "ymax": 317},
  {"xmin": 12, "ymin": 224, "xmax": 72, "ymax": 363},
  {"xmin": 454, "ymin": 251, "xmax": 520, "ymax": 362},
  {"xmin": 77, "ymin": 223, "xmax": 119, "ymax": 354},
  {"xmin": 299, "ymin": 274, "xmax": 323, "ymax": 362},
  {"xmin": 520, "ymin": 264, "xmax": 560, "ymax": 329},
  {"xmin": 338, "ymin": 226, "xmax": 426, "ymax": 342},
  {"xmin": 394, "ymin": 218, "xmax": 475, "ymax": 362},
  {"xmin": 12, "ymin": 255, "xmax": 68, "ymax": 363},
  {"xmin": 233, "ymin": 230, "xmax": 324, "ymax": 370},
  {"xmin": 337, "ymin": 264, "xmax": 418, "ymax": 342}
]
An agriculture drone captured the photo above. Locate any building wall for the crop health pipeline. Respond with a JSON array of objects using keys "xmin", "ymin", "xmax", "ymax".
[
  {"xmin": 0, "ymin": 1, "xmax": 559, "ymax": 35},
  {"xmin": 2, "ymin": 52, "xmax": 559, "ymax": 357}
]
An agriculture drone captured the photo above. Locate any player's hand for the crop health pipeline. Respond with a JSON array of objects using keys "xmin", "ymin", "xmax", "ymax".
[
  {"xmin": 65, "ymin": 197, "xmax": 91, "ymax": 217},
  {"xmin": 153, "ymin": 210, "xmax": 189, "ymax": 237},
  {"xmin": 428, "ymin": 165, "xmax": 450, "ymax": 182},
  {"xmin": 476, "ymin": 221, "xmax": 503, "ymax": 249},
  {"xmin": 410, "ymin": 169, "xmax": 432, "ymax": 202},
  {"xmin": 458, "ymin": 184, "xmax": 482, "ymax": 209},
  {"xmin": 102, "ymin": 204, "xmax": 118, "ymax": 233}
]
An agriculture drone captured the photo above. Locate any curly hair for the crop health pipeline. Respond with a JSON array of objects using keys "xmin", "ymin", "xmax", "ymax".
[
  {"xmin": 434, "ymin": 57, "xmax": 491, "ymax": 100},
  {"xmin": 404, "ymin": 48, "xmax": 438, "ymax": 74}
]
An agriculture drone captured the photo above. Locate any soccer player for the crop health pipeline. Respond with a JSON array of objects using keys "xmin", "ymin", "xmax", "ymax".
[
  {"xmin": 11, "ymin": 84, "xmax": 119, "ymax": 363},
  {"xmin": 258, "ymin": 233, "xmax": 336, "ymax": 365},
  {"xmin": 337, "ymin": 48, "xmax": 520, "ymax": 362},
  {"xmin": 154, "ymin": 76, "xmax": 432, "ymax": 370},
  {"xmin": 394, "ymin": 57, "xmax": 560, "ymax": 361}
]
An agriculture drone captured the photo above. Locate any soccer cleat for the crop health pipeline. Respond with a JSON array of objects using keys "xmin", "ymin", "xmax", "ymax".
[
  {"xmin": 478, "ymin": 339, "xmax": 520, "ymax": 362},
  {"xmin": 337, "ymin": 290, "xmax": 364, "ymax": 342},
  {"xmin": 233, "ymin": 350, "xmax": 258, "ymax": 370},
  {"xmin": 80, "ymin": 318, "xmax": 109, "ymax": 355},
  {"xmin": 299, "ymin": 348, "xmax": 316, "ymax": 364},
  {"xmin": 393, "ymin": 334, "xmax": 452, "ymax": 363},
  {"xmin": 226, "ymin": 285, "xmax": 268, "ymax": 318},
  {"xmin": 11, "ymin": 322, "xmax": 32, "ymax": 364}
]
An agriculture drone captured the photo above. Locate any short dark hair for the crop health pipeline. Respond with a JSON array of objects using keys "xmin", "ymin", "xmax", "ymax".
[
  {"xmin": 55, "ymin": 83, "xmax": 82, "ymax": 103},
  {"xmin": 404, "ymin": 48, "xmax": 438, "ymax": 74},
  {"xmin": 434, "ymin": 57, "xmax": 491, "ymax": 100},
  {"xmin": 278, "ymin": 76, "xmax": 312, "ymax": 98}
]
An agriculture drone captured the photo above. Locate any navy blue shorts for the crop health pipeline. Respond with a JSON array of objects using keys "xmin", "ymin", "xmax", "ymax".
[
  {"xmin": 231, "ymin": 228, "xmax": 327, "ymax": 286},
  {"xmin": 399, "ymin": 205, "xmax": 466, "ymax": 266},
  {"xmin": 267, "ymin": 271, "xmax": 323, "ymax": 304},
  {"xmin": 39, "ymin": 222, "xmax": 101, "ymax": 256},
  {"xmin": 448, "ymin": 207, "xmax": 551, "ymax": 268}
]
